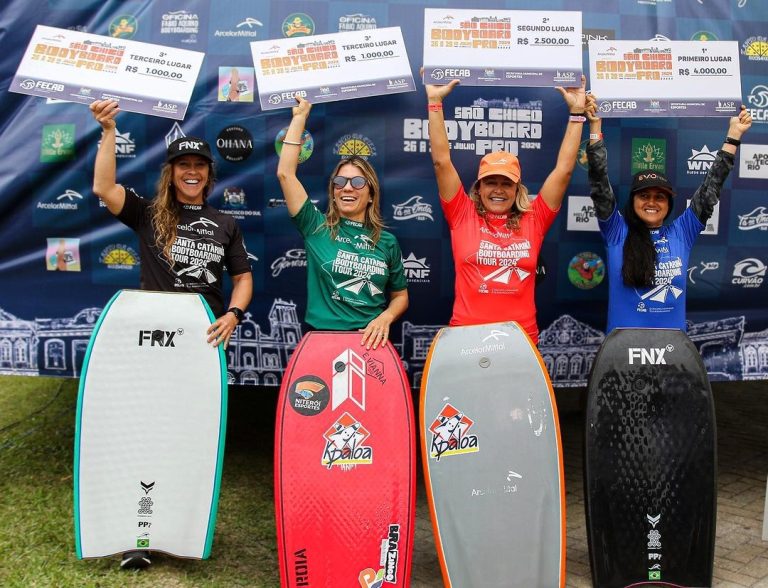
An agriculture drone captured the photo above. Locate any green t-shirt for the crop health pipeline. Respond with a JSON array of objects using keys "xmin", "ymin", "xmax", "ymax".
[{"xmin": 291, "ymin": 199, "xmax": 408, "ymax": 330}]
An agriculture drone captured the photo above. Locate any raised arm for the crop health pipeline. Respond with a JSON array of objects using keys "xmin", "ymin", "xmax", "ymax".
[
  {"xmin": 276, "ymin": 97, "xmax": 312, "ymax": 217},
  {"xmin": 690, "ymin": 105, "xmax": 752, "ymax": 223},
  {"xmin": 584, "ymin": 93, "xmax": 616, "ymax": 220},
  {"xmin": 90, "ymin": 100, "xmax": 126, "ymax": 215},
  {"xmin": 425, "ymin": 74, "xmax": 463, "ymax": 202},
  {"xmin": 538, "ymin": 75, "xmax": 587, "ymax": 211}
]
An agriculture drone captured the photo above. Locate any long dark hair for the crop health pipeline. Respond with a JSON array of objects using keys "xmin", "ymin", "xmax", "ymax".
[{"xmin": 621, "ymin": 193, "xmax": 673, "ymax": 288}]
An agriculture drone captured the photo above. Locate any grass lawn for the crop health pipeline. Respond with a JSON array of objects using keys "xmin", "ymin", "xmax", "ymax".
[{"xmin": 0, "ymin": 375, "xmax": 281, "ymax": 588}]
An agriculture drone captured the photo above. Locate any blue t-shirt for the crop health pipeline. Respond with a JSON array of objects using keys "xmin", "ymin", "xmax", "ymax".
[{"xmin": 601, "ymin": 206, "xmax": 704, "ymax": 332}]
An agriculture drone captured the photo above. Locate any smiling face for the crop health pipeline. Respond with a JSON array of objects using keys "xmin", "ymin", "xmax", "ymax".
[
  {"xmin": 632, "ymin": 188, "xmax": 671, "ymax": 228},
  {"xmin": 171, "ymin": 155, "xmax": 210, "ymax": 204},
  {"xmin": 332, "ymin": 162, "xmax": 372, "ymax": 222},
  {"xmin": 477, "ymin": 174, "xmax": 518, "ymax": 215}
]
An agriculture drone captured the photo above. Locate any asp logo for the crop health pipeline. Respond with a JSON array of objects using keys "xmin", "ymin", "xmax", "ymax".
[
  {"xmin": 138, "ymin": 329, "xmax": 181, "ymax": 347},
  {"xmin": 628, "ymin": 344, "xmax": 674, "ymax": 365}
]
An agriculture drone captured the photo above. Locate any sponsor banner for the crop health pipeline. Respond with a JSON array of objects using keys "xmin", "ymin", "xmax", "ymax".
[
  {"xmin": 589, "ymin": 40, "xmax": 741, "ymax": 117},
  {"xmin": 423, "ymin": 8, "xmax": 582, "ymax": 87},
  {"xmin": 566, "ymin": 196, "xmax": 599, "ymax": 231},
  {"xmin": 739, "ymin": 144, "xmax": 768, "ymax": 178},
  {"xmin": 10, "ymin": 25, "xmax": 204, "ymax": 120},
  {"xmin": 251, "ymin": 26, "xmax": 415, "ymax": 110}
]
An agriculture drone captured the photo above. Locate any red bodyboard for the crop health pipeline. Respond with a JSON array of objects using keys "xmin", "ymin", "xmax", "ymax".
[{"xmin": 275, "ymin": 332, "xmax": 416, "ymax": 588}]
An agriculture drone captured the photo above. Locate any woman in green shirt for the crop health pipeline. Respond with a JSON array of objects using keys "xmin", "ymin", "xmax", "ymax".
[{"xmin": 277, "ymin": 97, "xmax": 409, "ymax": 350}]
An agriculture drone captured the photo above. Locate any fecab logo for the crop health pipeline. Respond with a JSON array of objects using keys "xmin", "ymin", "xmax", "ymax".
[
  {"xmin": 747, "ymin": 85, "xmax": 768, "ymax": 123},
  {"xmin": 742, "ymin": 36, "xmax": 768, "ymax": 61},
  {"xmin": 566, "ymin": 196, "xmax": 598, "ymax": 231},
  {"xmin": 271, "ymin": 249, "xmax": 307, "ymax": 277},
  {"xmin": 109, "ymin": 15, "xmax": 138, "ymax": 39},
  {"xmin": 40, "ymin": 124, "xmax": 75, "ymax": 162},
  {"xmin": 428, "ymin": 403, "xmax": 479, "ymax": 461},
  {"xmin": 214, "ymin": 17, "xmax": 263, "ymax": 38},
  {"xmin": 430, "ymin": 68, "xmax": 470, "ymax": 80},
  {"xmin": 216, "ymin": 125, "xmax": 253, "ymax": 162},
  {"xmin": 732, "ymin": 258, "xmax": 766, "ymax": 287},
  {"xmin": 321, "ymin": 412, "xmax": 373, "ymax": 468},
  {"xmin": 334, "ymin": 134, "xmax": 377, "ymax": 159},
  {"xmin": 392, "ymin": 196, "xmax": 434, "ymax": 222},
  {"xmin": 739, "ymin": 144, "xmax": 768, "ymax": 179},
  {"xmin": 338, "ymin": 13, "xmax": 377, "ymax": 32},
  {"xmin": 567, "ymin": 252, "xmax": 605, "ymax": 290},
  {"xmin": 160, "ymin": 10, "xmax": 199, "ymax": 44},
  {"xmin": 274, "ymin": 127, "xmax": 314, "ymax": 163},
  {"xmin": 686, "ymin": 145, "xmax": 717, "ymax": 175},
  {"xmin": 631, "ymin": 139, "xmax": 666, "ymax": 174},
  {"xmin": 289, "ymin": 375, "xmax": 330, "ymax": 416},
  {"xmin": 20, "ymin": 79, "xmax": 64, "ymax": 93},
  {"xmin": 283, "ymin": 13, "xmax": 314, "ymax": 38},
  {"xmin": 267, "ymin": 89, "xmax": 307, "ymax": 106},
  {"xmin": 99, "ymin": 244, "xmax": 140, "ymax": 270},
  {"xmin": 402, "ymin": 252, "xmax": 431, "ymax": 283},
  {"xmin": 737, "ymin": 207, "xmax": 768, "ymax": 231}
]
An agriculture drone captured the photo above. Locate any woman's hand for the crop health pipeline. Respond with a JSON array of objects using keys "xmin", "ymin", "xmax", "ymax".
[
  {"xmin": 89, "ymin": 100, "xmax": 119, "ymax": 130},
  {"xmin": 555, "ymin": 74, "xmax": 587, "ymax": 113},
  {"xmin": 206, "ymin": 312, "xmax": 239, "ymax": 348},
  {"xmin": 422, "ymin": 66, "xmax": 460, "ymax": 104},
  {"xmin": 292, "ymin": 95, "xmax": 312, "ymax": 119},
  {"xmin": 728, "ymin": 105, "xmax": 752, "ymax": 139},
  {"xmin": 586, "ymin": 93, "xmax": 600, "ymax": 122},
  {"xmin": 360, "ymin": 312, "xmax": 393, "ymax": 350}
]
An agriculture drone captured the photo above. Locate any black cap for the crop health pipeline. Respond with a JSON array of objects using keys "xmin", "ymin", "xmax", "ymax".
[
  {"xmin": 166, "ymin": 137, "xmax": 213, "ymax": 164},
  {"xmin": 630, "ymin": 170, "xmax": 675, "ymax": 197}
]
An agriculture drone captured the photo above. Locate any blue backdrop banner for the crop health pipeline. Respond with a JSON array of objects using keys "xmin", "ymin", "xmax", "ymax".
[{"xmin": 1, "ymin": 0, "xmax": 766, "ymax": 387}]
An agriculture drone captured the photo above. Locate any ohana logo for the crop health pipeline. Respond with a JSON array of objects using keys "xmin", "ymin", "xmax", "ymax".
[
  {"xmin": 321, "ymin": 412, "xmax": 373, "ymax": 468},
  {"xmin": 392, "ymin": 195, "xmax": 434, "ymax": 222},
  {"xmin": 428, "ymin": 404, "xmax": 479, "ymax": 460},
  {"xmin": 628, "ymin": 345, "xmax": 673, "ymax": 365},
  {"xmin": 732, "ymin": 258, "xmax": 766, "ymax": 287},
  {"xmin": 738, "ymin": 207, "xmax": 768, "ymax": 231},
  {"xmin": 332, "ymin": 349, "xmax": 366, "ymax": 411}
]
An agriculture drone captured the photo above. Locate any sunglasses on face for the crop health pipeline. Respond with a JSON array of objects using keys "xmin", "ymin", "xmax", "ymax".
[{"xmin": 332, "ymin": 175, "xmax": 368, "ymax": 190}]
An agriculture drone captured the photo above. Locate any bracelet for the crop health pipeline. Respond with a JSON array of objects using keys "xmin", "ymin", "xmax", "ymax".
[
  {"xmin": 428, "ymin": 102, "xmax": 443, "ymax": 112},
  {"xmin": 570, "ymin": 111, "xmax": 586, "ymax": 116},
  {"xmin": 590, "ymin": 133, "xmax": 603, "ymax": 140},
  {"xmin": 282, "ymin": 139, "xmax": 303, "ymax": 146},
  {"xmin": 569, "ymin": 114, "xmax": 586, "ymax": 123},
  {"xmin": 227, "ymin": 307, "xmax": 244, "ymax": 323},
  {"xmin": 724, "ymin": 136, "xmax": 741, "ymax": 147}
]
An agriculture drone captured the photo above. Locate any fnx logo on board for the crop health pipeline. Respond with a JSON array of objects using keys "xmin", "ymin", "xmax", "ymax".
[
  {"xmin": 628, "ymin": 345, "xmax": 674, "ymax": 365},
  {"xmin": 138, "ymin": 329, "xmax": 180, "ymax": 347}
]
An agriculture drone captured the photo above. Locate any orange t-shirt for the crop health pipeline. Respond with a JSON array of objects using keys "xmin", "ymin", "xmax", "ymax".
[{"xmin": 441, "ymin": 186, "xmax": 559, "ymax": 343}]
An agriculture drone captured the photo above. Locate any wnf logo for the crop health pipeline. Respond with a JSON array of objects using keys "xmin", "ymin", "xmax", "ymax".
[
  {"xmin": 628, "ymin": 345, "xmax": 673, "ymax": 365},
  {"xmin": 138, "ymin": 330, "xmax": 178, "ymax": 347}
]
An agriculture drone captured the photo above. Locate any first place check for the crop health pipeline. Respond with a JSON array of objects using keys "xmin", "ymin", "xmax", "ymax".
[
  {"xmin": 10, "ymin": 25, "xmax": 204, "ymax": 120},
  {"xmin": 251, "ymin": 27, "xmax": 415, "ymax": 110}
]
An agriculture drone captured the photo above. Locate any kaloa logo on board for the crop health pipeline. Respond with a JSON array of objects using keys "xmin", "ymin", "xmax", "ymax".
[
  {"xmin": 428, "ymin": 403, "xmax": 479, "ymax": 460},
  {"xmin": 321, "ymin": 412, "xmax": 373, "ymax": 469}
]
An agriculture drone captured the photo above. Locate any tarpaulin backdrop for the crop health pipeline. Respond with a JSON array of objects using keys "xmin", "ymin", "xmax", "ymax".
[{"xmin": 1, "ymin": 0, "xmax": 766, "ymax": 387}]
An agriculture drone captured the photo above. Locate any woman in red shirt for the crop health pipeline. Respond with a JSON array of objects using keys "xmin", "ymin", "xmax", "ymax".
[{"xmin": 425, "ymin": 75, "xmax": 586, "ymax": 344}]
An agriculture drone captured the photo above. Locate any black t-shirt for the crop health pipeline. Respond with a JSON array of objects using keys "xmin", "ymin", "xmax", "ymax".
[{"xmin": 117, "ymin": 188, "xmax": 251, "ymax": 317}]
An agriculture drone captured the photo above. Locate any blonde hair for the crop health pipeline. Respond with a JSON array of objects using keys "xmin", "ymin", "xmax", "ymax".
[
  {"xmin": 149, "ymin": 161, "xmax": 215, "ymax": 264},
  {"xmin": 323, "ymin": 156, "xmax": 385, "ymax": 245},
  {"xmin": 469, "ymin": 179, "xmax": 531, "ymax": 231}
]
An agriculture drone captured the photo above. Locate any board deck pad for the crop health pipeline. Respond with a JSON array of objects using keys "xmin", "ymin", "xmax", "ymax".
[
  {"xmin": 585, "ymin": 328, "xmax": 716, "ymax": 588},
  {"xmin": 420, "ymin": 322, "xmax": 565, "ymax": 587},
  {"xmin": 74, "ymin": 289, "xmax": 226, "ymax": 559},
  {"xmin": 275, "ymin": 332, "xmax": 416, "ymax": 587}
]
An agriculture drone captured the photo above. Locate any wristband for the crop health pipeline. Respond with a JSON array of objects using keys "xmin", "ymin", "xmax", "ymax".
[
  {"xmin": 227, "ymin": 307, "xmax": 244, "ymax": 323},
  {"xmin": 590, "ymin": 133, "xmax": 603, "ymax": 140},
  {"xmin": 724, "ymin": 136, "xmax": 741, "ymax": 147},
  {"xmin": 282, "ymin": 140, "xmax": 302, "ymax": 146},
  {"xmin": 569, "ymin": 114, "xmax": 586, "ymax": 123},
  {"xmin": 428, "ymin": 102, "xmax": 443, "ymax": 112}
]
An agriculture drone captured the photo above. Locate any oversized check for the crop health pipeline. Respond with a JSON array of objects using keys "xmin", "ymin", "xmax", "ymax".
[
  {"xmin": 422, "ymin": 8, "xmax": 582, "ymax": 87},
  {"xmin": 251, "ymin": 27, "xmax": 415, "ymax": 110},
  {"xmin": 9, "ymin": 25, "xmax": 204, "ymax": 120},
  {"xmin": 589, "ymin": 40, "xmax": 741, "ymax": 117}
]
